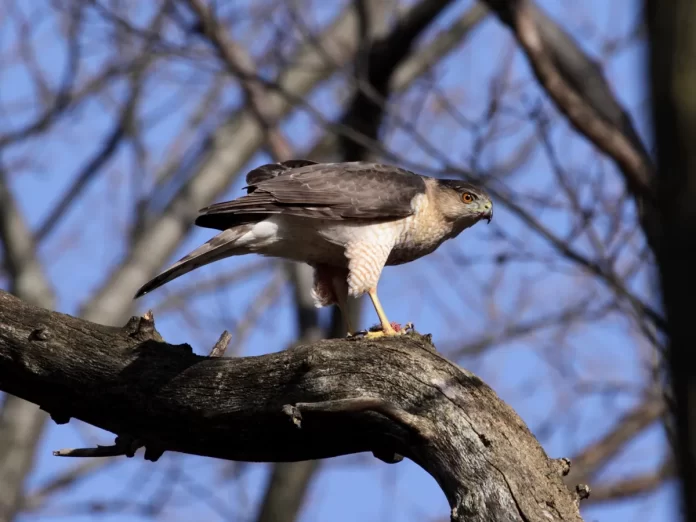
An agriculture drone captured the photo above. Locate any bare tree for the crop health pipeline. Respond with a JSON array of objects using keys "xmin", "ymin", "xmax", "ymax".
[{"xmin": 0, "ymin": 1, "xmax": 672, "ymax": 521}]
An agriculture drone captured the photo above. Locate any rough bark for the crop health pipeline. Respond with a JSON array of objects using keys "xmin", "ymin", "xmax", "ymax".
[{"xmin": 0, "ymin": 290, "xmax": 587, "ymax": 522}]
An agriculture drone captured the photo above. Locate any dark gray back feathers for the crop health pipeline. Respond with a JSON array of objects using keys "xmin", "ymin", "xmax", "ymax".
[
  {"xmin": 244, "ymin": 160, "xmax": 319, "ymax": 191},
  {"xmin": 195, "ymin": 160, "xmax": 427, "ymax": 231}
]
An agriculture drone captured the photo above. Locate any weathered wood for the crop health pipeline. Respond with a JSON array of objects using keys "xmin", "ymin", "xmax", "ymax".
[{"xmin": 0, "ymin": 289, "xmax": 586, "ymax": 521}]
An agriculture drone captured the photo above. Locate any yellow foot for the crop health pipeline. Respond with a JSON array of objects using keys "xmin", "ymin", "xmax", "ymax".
[
  {"xmin": 364, "ymin": 329, "xmax": 393, "ymax": 339},
  {"xmin": 362, "ymin": 322, "xmax": 414, "ymax": 338}
]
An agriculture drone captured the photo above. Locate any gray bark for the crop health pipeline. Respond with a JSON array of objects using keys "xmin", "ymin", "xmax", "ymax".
[{"xmin": 0, "ymin": 289, "xmax": 588, "ymax": 522}]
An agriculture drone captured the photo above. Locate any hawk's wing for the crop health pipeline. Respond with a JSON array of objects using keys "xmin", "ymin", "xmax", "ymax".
[{"xmin": 195, "ymin": 161, "xmax": 427, "ymax": 230}]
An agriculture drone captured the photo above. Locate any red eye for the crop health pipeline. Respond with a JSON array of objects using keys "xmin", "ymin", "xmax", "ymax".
[{"xmin": 462, "ymin": 193, "xmax": 473, "ymax": 203}]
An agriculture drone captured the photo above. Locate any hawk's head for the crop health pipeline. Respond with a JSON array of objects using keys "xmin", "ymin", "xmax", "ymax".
[{"xmin": 435, "ymin": 179, "xmax": 493, "ymax": 226}]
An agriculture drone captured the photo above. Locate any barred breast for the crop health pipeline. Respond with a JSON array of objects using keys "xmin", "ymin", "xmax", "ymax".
[
  {"xmin": 386, "ymin": 193, "xmax": 454, "ymax": 265},
  {"xmin": 258, "ymin": 191, "xmax": 454, "ymax": 268}
]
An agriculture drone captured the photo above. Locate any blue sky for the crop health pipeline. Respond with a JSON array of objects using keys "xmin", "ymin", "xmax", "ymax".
[{"xmin": 1, "ymin": 0, "xmax": 675, "ymax": 521}]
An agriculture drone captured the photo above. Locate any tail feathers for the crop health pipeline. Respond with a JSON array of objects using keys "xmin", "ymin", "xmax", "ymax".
[{"xmin": 134, "ymin": 226, "xmax": 251, "ymax": 299}]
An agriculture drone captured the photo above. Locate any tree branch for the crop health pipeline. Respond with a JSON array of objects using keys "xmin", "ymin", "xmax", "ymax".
[
  {"xmin": 565, "ymin": 398, "xmax": 664, "ymax": 486},
  {"xmin": 585, "ymin": 459, "xmax": 674, "ymax": 504},
  {"xmin": 482, "ymin": 0, "xmax": 660, "ymax": 251},
  {"xmin": 308, "ymin": 2, "xmax": 488, "ymax": 162},
  {"xmin": 0, "ymin": 289, "xmax": 586, "ymax": 522},
  {"xmin": 508, "ymin": 0, "xmax": 652, "ymax": 198},
  {"xmin": 79, "ymin": 1, "xmax": 372, "ymax": 325},
  {"xmin": 0, "ymin": 169, "xmax": 54, "ymax": 307}
]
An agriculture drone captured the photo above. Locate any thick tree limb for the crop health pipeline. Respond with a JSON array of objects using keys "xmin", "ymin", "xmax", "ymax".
[
  {"xmin": 0, "ymin": 290, "xmax": 586, "ymax": 522},
  {"xmin": 482, "ymin": 0, "xmax": 650, "ymax": 169},
  {"xmin": 504, "ymin": 0, "xmax": 652, "ymax": 197},
  {"xmin": 337, "ymin": 0, "xmax": 456, "ymax": 160}
]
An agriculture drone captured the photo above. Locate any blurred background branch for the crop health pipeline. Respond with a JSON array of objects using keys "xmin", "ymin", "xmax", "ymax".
[{"xmin": 0, "ymin": 0, "xmax": 678, "ymax": 521}]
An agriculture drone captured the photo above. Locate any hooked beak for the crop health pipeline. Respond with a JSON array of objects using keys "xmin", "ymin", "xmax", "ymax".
[{"xmin": 482, "ymin": 206, "xmax": 493, "ymax": 224}]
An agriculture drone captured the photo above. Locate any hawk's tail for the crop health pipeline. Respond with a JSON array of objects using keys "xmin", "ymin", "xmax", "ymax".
[{"xmin": 134, "ymin": 225, "xmax": 253, "ymax": 299}]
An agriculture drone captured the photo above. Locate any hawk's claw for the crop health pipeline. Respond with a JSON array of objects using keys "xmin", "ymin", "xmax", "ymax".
[
  {"xmin": 365, "ymin": 330, "xmax": 392, "ymax": 339},
  {"xmin": 357, "ymin": 321, "xmax": 414, "ymax": 339}
]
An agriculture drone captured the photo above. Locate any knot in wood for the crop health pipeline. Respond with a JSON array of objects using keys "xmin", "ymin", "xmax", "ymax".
[
  {"xmin": 29, "ymin": 326, "xmax": 51, "ymax": 341},
  {"xmin": 282, "ymin": 404, "xmax": 303, "ymax": 428},
  {"xmin": 122, "ymin": 311, "xmax": 163, "ymax": 343},
  {"xmin": 144, "ymin": 445, "xmax": 165, "ymax": 462},
  {"xmin": 551, "ymin": 457, "xmax": 571, "ymax": 476},
  {"xmin": 575, "ymin": 483, "xmax": 590, "ymax": 501}
]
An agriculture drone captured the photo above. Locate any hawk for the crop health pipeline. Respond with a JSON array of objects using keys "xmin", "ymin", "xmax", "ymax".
[{"xmin": 135, "ymin": 160, "xmax": 493, "ymax": 337}]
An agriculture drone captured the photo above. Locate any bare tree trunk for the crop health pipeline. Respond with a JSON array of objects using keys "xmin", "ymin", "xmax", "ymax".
[{"xmin": 646, "ymin": 1, "xmax": 696, "ymax": 520}]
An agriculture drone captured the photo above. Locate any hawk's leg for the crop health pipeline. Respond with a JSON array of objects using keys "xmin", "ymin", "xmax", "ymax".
[
  {"xmin": 345, "ymin": 241, "xmax": 406, "ymax": 338},
  {"xmin": 366, "ymin": 288, "xmax": 398, "ymax": 337}
]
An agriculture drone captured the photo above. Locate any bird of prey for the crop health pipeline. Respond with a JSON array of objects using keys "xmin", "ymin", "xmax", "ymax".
[{"xmin": 134, "ymin": 160, "xmax": 493, "ymax": 337}]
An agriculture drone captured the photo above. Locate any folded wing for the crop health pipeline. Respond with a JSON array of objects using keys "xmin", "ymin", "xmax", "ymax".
[{"xmin": 195, "ymin": 161, "xmax": 427, "ymax": 230}]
